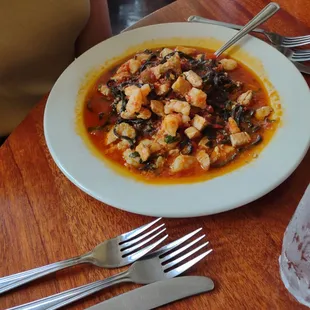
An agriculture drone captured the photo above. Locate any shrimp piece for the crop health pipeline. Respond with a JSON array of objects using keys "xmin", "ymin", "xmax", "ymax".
[
  {"xmin": 219, "ymin": 58, "xmax": 238, "ymax": 71},
  {"xmin": 135, "ymin": 53, "xmax": 150, "ymax": 63},
  {"xmin": 140, "ymin": 84, "xmax": 151, "ymax": 97},
  {"xmin": 126, "ymin": 88, "xmax": 143, "ymax": 114},
  {"xmin": 120, "ymin": 110, "xmax": 135, "ymax": 119},
  {"xmin": 237, "ymin": 90, "xmax": 253, "ymax": 106},
  {"xmin": 198, "ymin": 136, "xmax": 211, "ymax": 151},
  {"xmin": 175, "ymin": 46, "xmax": 197, "ymax": 55},
  {"xmin": 151, "ymin": 100, "xmax": 165, "ymax": 117},
  {"xmin": 123, "ymin": 149, "xmax": 141, "ymax": 168},
  {"xmin": 160, "ymin": 48, "xmax": 174, "ymax": 58},
  {"xmin": 137, "ymin": 108, "xmax": 152, "ymax": 119},
  {"xmin": 170, "ymin": 154, "xmax": 197, "ymax": 173},
  {"xmin": 228, "ymin": 117, "xmax": 240, "ymax": 134},
  {"xmin": 117, "ymin": 140, "xmax": 131, "ymax": 151},
  {"xmin": 164, "ymin": 100, "xmax": 190, "ymax": 116},
  {"xmin": 186, "ymin": 88, "xmax": 207, "ymax": 109},
  {"xmin": 124, "ymin": 85, "xmax": 140, "ymax": 97},
  {"xmin": 181, "ymin": 115, "xmax": 191, "ymax": 126},
  {"xmin": 106, "ymin": 127, "xmax": 118, "ymax": 145},
  {"xmin": 115, "ymin": 101, "xmax": 123, "ymax": 113},
  {"xmin": 98, "ymin": 84, "xmax": 112, "ymax": 98},
  {"xmin": 154, "ymin": 82, "xmax": 170, "ymax": 96},
  {"xmin": 150, "ymin": 65, "xmax": 162, "ymax": 80},
  {"xmin": 161, "ymin": 54, "xmax": 181, "ymax": 74},
  {"xmin": 163, "ymin": 114, "xmax": 181, "ymax": 136},
  {"xmin": 111, "ymin": 71, "xmax": 130, "ymax": 82},
  {"xmin": 196, "ymin": 150, "xmax": 211, "ymax": 170},
  {"xmin": 210, "ymin": 145, "xmax": 236, "ymax": 164},
  {"xmin": 136, "ymin": 142, "xmax": 151, "ymax": 162},
  {"xmin": 154, "ymin": 156, "xmax": 165, "ymax": 169},
  {"xmin": 255, "ymin": 106, "xmax": 273, "ymax": 120},
  {"xmin": 136, "ymin": 139, "xmax": 161, "ymax": 162},
  {"xmin": 183, "ymin": 70, "xmax": 203, "ymax": 88},
  {"xmin": 230, "ymin": 132, "xmax": 251, "ymax": 147},
  {"xmin": 116, "ymin": 61, "xmax": 130, "ymax": 74},
  {"xmin": 115, "ymin": 122, "xmax": 136, "ymax": 139},
  {"xmin": 128, "ymin": 58, "xmax": 141, "ymax": 74}
]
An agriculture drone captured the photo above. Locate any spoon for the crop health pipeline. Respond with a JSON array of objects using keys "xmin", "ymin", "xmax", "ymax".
[{"xmin": 214, "ymin": 2, "xmax": 280, "ymax": 58}]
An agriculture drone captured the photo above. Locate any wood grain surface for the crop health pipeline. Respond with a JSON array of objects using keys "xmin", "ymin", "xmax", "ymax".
[{"xmin": 1, "ymin": 0, "xmax": 310, "ymax": 309}]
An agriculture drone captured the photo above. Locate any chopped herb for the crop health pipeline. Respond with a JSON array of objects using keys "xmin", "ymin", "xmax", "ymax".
[
  {"xmin": 129, "ymin": 151, "xmax": 140, "ymax": 158},
  {"xmin": 98, "ymin": 112, "xmax": 105, "ymax": 120},
  {"xmin": 87, "ymin": 125, "xmax": 106, "ymax": 133},
  {"xmin": 251, "ymin": 125, "xmax": 261, "ymax": 133},
  {"xmin": 252, "ymin": 88, "xmax": 262, "ymax": 94},
  {"xmin": 164, "ymin": 135, "xmax": 179, "ymax": 144},
  {"xmin": 139, "ymin": 53, "xmax": 158, "ymax": 72},
  {"xmin": 252, "ymin": 135, "xmax": 263, "ymax": 145},
  {"xmin": 180, "ymin": 139, "xmax": 193, "ymax": 155},
  {"xmin": 113, "ymin": 123, "xmax": 135, "ymax": 148},
  {"xmin": 87, "ymin": 100, "xmax": 93, "ymax": 112},
  {"xmin": 97, "ymin": 83, "xmax": 102, "ymax": 92}
]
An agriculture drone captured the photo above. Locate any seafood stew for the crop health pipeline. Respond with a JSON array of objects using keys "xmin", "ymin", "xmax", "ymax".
[{"xmin": 83, "ymin": 46, "xmax": 278, "ymax": 182}]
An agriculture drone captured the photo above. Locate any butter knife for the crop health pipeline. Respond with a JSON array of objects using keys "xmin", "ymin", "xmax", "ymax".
[{"xmin": 85, "ymin": 276, "xmax": 214, "ymax": 310}]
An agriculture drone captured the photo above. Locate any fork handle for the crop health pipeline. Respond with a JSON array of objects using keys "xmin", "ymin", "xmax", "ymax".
[
  {"xmin": 0, "ymin": 253, "xmax": 91, "ymax": 294},
  {"xmin": 9, "ymin": 271, "xmax": 130, "ymax": 310},
  {"xmin": 188, "ymin": 15, "xmax": 266, "ymax": 34}
]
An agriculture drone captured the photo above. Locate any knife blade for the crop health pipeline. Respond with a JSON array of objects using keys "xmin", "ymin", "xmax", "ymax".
[{"xmin": 85, "ymin": 276, "xmax": 214, "ymax": 310}]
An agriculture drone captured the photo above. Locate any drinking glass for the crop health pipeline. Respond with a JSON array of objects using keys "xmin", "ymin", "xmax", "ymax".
[{"xmin": 279, "ymin": 184, "xmax": 310, "ymax": 307}]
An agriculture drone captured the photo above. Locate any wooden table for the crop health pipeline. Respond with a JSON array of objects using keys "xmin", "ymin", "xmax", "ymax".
[{"xmin": 1, "ymin": 0, "xmax": 310, "ymax": 309}]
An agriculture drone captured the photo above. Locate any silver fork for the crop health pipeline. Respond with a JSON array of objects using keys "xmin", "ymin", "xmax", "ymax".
[
  {"xmin": 276, "ymin": 46, "xmax": 310, "ymax": 62},
  {"xmin": 10, "ymin": 228, "xmax": 212, "ymax": 310},
  {"xmin": 188, "ymin": 15, "xmax": 310, "ymax": 48},
  {"xmin": 188, "ymin": 15, "xmax": 310, "ymax": 63},
  {"xmin": 0, "ymin": 218, "xmax": 166, "ymax": 294}
]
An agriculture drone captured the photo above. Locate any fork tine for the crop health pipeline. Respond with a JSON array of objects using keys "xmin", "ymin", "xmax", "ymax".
[
  {"xmin": 125, "ymin": 234, "xmax": 169, "ymax": 263},
  {"xmin": 283, "ymin": 35, "xmax": 310, "ymax": 42},
  {"xmin": 119, "ymin": 218, "xmax": 162, "ymax": 242},
  {"xmin": 161, "ymin": 235, "xmax": 205, "ymax": 264},
  {"xmin": 163, "ymin": 241, "xmax": 209, "ymax": 270},
  {"xmin": 165, "ymin": 249, "xmax": 213, "ymax": 278},
  {"xmin": 120, "ymin": 224, "xmax": 165, "ymax": 249},
  {"xmin": 293, "ymin": 49, "xmax": 310, "ymax": 56},
  {"xmin": 153, "ymin": 228, "xmax": 203, "ymax": 256},
  {"xmin": 121, "ymin": 228, "xmax": 167, "ymax": 255},
  {"xmin": 282, "ymin": 41, "xmax": 310, "ymax": 48},
  {"xmin": 291, "ymin": 53, "xmax": 310, "ymax": 62}
]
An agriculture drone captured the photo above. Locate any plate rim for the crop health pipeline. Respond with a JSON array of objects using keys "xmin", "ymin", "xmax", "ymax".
[{"xmin": 44, "ymin": 22, "xmax": 310, "ymax": 218}]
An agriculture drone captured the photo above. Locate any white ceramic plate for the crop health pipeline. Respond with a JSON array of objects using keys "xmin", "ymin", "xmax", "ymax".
[{"xmin": 44, "ymin": 23, "xmax": 310, "ymax": 218}]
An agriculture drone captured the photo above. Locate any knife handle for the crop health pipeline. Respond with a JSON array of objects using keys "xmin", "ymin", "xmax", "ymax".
[
  {"xmin": 9, "ymin": 271, "xmax": 130, "ymax": 310},
  {"xmin": 188, "ymin": 15, "xmax": 266, "ymax": 34}
]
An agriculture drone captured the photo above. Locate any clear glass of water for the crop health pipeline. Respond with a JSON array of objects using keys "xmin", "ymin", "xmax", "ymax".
[{"xmin": 279, "ymin": 184, "xmax": 310, "ymax": 307}]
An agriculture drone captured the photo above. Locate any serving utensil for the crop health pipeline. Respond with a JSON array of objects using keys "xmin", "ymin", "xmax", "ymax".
[
  {"xmin": 10, "ymin": 228, "xmax": 212, "ymax": 310},
  {"xmin": 85, "ymin": 276, "xmax": 214, "ymax": 310},
  {"xmin": 188, "ymin": 15, "xmax": 310, "ymax": 48},
  {"xmin": 214, "ymin": 2, "xmax": 280, "ymax": 57},
  {"xmin": 0, "ymin": 218, "xmax": 166, "ymax": 294}
]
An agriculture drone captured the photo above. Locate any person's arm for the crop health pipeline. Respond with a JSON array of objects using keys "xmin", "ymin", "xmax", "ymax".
[{"xmin": 75, "ymin": 0, "xmax": 112, "ymax": 57}]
